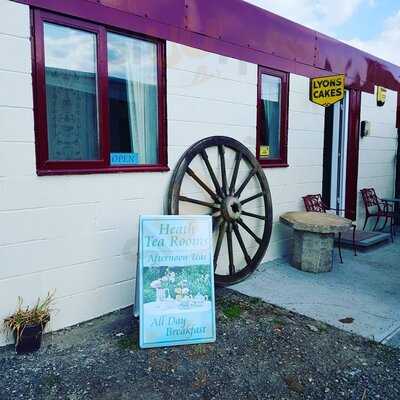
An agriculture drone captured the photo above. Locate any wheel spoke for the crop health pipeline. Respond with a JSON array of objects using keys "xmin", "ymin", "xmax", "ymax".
[
  {"xmin": 237, "ymin": 218, "xmax": 262, "ymax": 244},
  {"xmin": 200, "ymin": 150, "xmax": 223, "ymax": 198},
  {"xmin": 178, "ymin": 196, "xmax": 220, "ymax": 211},
  {"xmin": 168, "ymin": 136, "xmax": 273, "ymax": 286},
  {"xmin": 234, "ymin": 167, "xmax": 257, "ymax": 198},
  {"xmin": 214, "ymin": 220, "xmax": 227, "ymax": 270},
  {"xmin": 229, "ymin": 151, "xmax": 242, "ymax": 195},
  {"xmin": 241, "ymin": 210, "xmax": 266, "ymax": 220},
  {"xmin": 213, "ymin": 215, "xmax": 224, "ymax": 229},
  {"xmin": 232, "ymin": 222, "xmax": 251, "ymax": 264},
  {"xmin": 226, "ymin": 223, "xmax": 235, "ymax": 275},
  {"xmin": 186, "ymin": 167, "xmax": 219, "ymax": 203},
  {"xmin": 240, "ymin": 192, "xmax": 264, "ymax": 205},
  {"xmin": 218, "ymin": 145, "xmax": 228, "ymax": 196}
]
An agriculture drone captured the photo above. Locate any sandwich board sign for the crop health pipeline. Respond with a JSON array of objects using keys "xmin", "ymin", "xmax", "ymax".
[
  {"xmin": 310, "ymin": 74, "xmax": 345, "ymax": 107},
  {"xmin": 135, "ymin": 215, "xmax": 216, "ymax": 348}
]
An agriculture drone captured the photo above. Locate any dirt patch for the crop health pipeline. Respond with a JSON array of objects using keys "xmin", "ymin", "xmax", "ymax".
[{"xmin": 1, "ymin": 288, "xmax": 399, "ymax": 399}]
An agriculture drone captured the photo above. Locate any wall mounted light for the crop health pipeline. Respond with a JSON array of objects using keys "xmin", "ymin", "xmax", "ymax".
[{"xmin": 360, "ymin": 120, "xmax": 371, "ymax": 137}]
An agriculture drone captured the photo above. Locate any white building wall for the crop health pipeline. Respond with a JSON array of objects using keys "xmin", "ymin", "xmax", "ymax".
[
  {"xmin": 357, "ymin": 89, "xmax": 398, "ymax": 229},
  {"xmin": 0, "ymin": 1, "xmax": 163, "ymax": 345},
  {"xmin": 167, "ymin": 44, "xmax": 325, "ymax": 260},
  {"xmin": 0, "ymin": 1, "xmax": 325, "ymax": 345},
  {"xmin": 266, "ymin": 74, "xmax": 325, "ymax": 259},
  {"xmin": 166, "ymin": 44, "xmax": 260, "ymax": 272}
]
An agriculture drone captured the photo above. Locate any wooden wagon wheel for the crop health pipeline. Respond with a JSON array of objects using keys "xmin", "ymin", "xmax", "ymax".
[{"xmin": 167, "ymin": 136, "xmax": 273, "ymax": 286}]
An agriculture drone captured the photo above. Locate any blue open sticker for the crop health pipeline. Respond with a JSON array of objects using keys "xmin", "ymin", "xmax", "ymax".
[{"xmin": 110, "ymin": 152, "xmax": 138, "ymax": 166}]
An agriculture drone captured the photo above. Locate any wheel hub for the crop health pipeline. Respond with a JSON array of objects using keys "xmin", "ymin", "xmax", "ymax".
[{"xmin": 221, "ymin": 196, "xmax": 242, "ymax": 221}]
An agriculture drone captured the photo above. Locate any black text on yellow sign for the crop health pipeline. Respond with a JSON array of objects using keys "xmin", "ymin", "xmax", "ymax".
[{"xmin": 309, "ymin": 74, "xmax": 345, "ymax": 107}]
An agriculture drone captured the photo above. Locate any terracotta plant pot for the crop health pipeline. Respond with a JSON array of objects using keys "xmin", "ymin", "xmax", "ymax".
[{"xmin": 13, "ymin": 323, "xmax": 45, "ymax": 354}]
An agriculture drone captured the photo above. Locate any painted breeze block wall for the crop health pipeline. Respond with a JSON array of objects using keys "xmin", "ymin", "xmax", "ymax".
[
  {"xmin": 357, "ymin": 89, "xmax": 398, "ymax": 229},
  {"xmin": 0, "ymin": 0, "xmax": 162, "ymax": 345},
  {"xmin": 167, "ymin": 44, "xmax": 326, "ymax": 263},
  {"xmin": 266, "ymin": 74, "xmax": 325, "ymax": 260},
  {"xmin": 0, "ymin": 0, "xmax": 324, "ymax": 345}
]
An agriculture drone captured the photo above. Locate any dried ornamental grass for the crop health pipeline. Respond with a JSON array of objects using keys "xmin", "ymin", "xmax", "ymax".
[{"xmin": 3, "ymin": 291, "xmax": 55, "ymax": 345}]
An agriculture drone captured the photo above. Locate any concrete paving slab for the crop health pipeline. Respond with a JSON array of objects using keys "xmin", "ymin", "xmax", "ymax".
[{"xmin": 232, "ymin": 238, "xmax": 400, "ymax": 345}]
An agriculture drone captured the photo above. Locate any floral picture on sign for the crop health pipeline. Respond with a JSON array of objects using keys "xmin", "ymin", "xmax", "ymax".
[
  {"xmin": 144, "ymin": 266, "xmax": 212, "ymax": 305},
  {"xmin": 137, "ymin": 215, "xmax": 216, "ymax": 348}
]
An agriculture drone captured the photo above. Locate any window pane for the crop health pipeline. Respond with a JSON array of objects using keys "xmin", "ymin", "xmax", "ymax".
[
  {"xmin": 260, "ymin": 74, "xmax": 281, "ymax": 159},
  {"xmin": 107, "ymin": 32, "xmax": 159, "ymax": 166},
  {"xmin": 44, "ymin": 23, "xmax": 99, "ymax": 161}
]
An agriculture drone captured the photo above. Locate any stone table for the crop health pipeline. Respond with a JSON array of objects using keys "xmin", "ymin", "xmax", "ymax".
[{"xmin": 280, "ymin": 211, "xmax": 353, "ymax": 273}]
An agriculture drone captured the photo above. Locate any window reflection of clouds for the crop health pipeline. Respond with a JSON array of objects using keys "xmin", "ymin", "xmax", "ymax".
[
  {"xmin": 44, "ymin": 23, "xmax": 96, "ymax": 73},
  {"xmin": 107, "ymin": 33, "xmax": 157, "ymax": 85},
  {"xmin": 44, "ymin": 25, "xmax": 158, "ymax": 84},
  {"xmin": 261, "ymin": 74, "xmax": 281, "ymax": 103}
]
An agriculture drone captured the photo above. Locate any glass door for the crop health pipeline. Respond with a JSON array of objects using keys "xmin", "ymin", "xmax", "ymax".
[{"xmin": 322, "ymin": 91, "xmax": 349, "ymax": 214}]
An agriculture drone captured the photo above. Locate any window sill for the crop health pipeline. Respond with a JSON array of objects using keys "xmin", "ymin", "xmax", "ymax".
[
  {"xmin": 258, "ymin": 162, "xmax": 289, "ymax": 168},
  {"xmin": 37, "ymin": 165, "xmax": 170, "ymax": 176}
]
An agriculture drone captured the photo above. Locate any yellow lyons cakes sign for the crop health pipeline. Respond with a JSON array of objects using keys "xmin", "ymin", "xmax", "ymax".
[{"xmin": 310, "ymin": 74, "xmax": 345, "ymax": 107}]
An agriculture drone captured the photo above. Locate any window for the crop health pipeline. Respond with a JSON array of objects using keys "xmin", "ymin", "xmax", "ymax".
[
  {"xmin": 33, "ymin": 10, "xmax": 167, "ymax": 175},
  {"xmin": 256, "ymin": 66, "xmax": 289, "ymax": 167},
  {"xmin": 107, "ymin": 33, "xmax": 159, "ymax": 165},
  {"xmin": 44, "ymin": 23, "xmax": 100, "ymax": 162}
]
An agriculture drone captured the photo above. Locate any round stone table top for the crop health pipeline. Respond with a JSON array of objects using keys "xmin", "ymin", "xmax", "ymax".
[{"xmin": 280, "ymin": 211, "xmax": 353, "ymax": 234}]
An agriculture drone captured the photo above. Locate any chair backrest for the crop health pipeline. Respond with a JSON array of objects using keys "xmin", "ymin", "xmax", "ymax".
[
  {"xmin": 302, "ymin": 194, "xmax": 327, "ymax": 213},
  {"xmin": 360, "ymin": 188, "xmax": 381, "ymax": 212}
]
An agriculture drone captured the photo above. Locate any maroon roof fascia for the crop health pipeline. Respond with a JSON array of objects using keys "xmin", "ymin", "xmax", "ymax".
[{"xmin": 12, "ymin": 0, "xmax": 400, "ymax": 94}]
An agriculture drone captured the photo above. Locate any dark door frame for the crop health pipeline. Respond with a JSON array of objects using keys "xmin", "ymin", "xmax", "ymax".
[
  {"xmin": 322, "ymin": 105, "xmax": 334, "ymax": 207},
  {"xmin": 344, "ymin": 90, "xmax": 362, "ymax": 221},
  {"xmin": 396, "ymin": 129, "xmax": 400, "ymax": 198},
  {"xmin": 395, "ymin": 126, "xmax": 400, "ymax": 224},
  {"xmin": 396, "ymin": 93, "xmax": 400, "ymax": 211}
]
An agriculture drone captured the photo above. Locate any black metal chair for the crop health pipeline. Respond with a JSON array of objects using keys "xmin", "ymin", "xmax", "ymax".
[
  {"xmin": 360, "ymin": 188, "xmax": 394, "ymax": 242},
  {"xmin": 302, "ymin": 194, "xmax": 357, "ymax": 263}
]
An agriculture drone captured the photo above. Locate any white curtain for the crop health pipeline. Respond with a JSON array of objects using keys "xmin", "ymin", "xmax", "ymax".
[{"xmin": 124, "ymin": 38, "xmax": 158, "ymax": 164}]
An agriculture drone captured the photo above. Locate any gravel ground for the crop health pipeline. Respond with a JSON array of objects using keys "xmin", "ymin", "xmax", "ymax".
[{"xmin": 1, "ymin": 288, "xmax": 399, "ymax": 400}]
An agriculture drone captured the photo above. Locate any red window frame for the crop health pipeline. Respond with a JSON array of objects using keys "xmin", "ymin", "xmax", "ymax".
[
  {"xmin": 32, "ymin": 9, "xmax": 168, "ymax": 176},
  {"xmin": 256, "ymin": 66, "xmax": 289, "ymax": 168}
]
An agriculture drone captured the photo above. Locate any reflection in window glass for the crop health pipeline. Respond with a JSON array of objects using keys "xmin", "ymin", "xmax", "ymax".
[
  {"xmin": 260, "ymin": 74, "xmax": 281, "ymax": 159},
  {"xmin": 107, "ymin": 32, "xmax": 158, "ymax": 165},
  {"xmin": 44, "ymin": 23, "xmax": 99, "ymax": 160}
]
